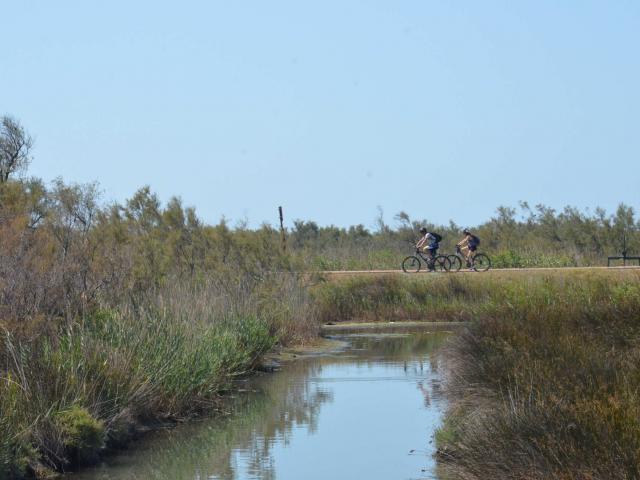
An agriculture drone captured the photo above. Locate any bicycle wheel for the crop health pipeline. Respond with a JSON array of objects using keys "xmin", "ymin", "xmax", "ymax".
[
  {"xmin": 433, "ymin": 255, "xmax": 451, "ymax": 272},
  {"xmin": 402, "ymin": 256, "xmax": 421, "ymax": 273},
  {"xmin": 448, "ymin": 255, "xmax": 462, "ymax": 272},
  {"xmin": 472, "ymin": 253, "xmax": 491, "ymax": 272}
]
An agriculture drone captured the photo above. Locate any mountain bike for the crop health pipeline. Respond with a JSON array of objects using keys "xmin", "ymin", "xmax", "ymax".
[
  {"xmin": 402, "ymin": 248, "xmax": 451, "ymax": 273},
  {"xmin": 448, "ymin": 246, "xmax": 491, "ymax": 272}
]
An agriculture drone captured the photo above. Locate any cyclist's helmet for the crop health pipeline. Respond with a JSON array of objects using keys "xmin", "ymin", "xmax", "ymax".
[
  {"xmin": 419, "ymin": 227, "xmax": 428, "ymax": 234},
  {"xmin": 462, "ymin": 228, "xmax": 471, "ymax": 235}
]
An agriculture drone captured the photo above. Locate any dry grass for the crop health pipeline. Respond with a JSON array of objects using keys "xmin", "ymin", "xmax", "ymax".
[{"xmin": 435, "ymin": 270, "xmax": 640, "ymax": 479}]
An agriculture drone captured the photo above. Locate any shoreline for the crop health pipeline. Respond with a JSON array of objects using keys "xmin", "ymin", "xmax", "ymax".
[{"xmin": 59, "ymin": 322, "xmax": 451, "ymax": 478}]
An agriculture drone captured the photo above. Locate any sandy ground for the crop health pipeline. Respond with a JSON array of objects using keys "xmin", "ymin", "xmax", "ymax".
[{"xmin": 322, "ymin": 265, "xmax": 640, "ymax": 278}]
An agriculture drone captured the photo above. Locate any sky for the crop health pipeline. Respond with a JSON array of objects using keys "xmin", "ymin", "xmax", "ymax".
[{"xmin": 1, "ymin": 1, "xmax": 639, "ymax": 230}]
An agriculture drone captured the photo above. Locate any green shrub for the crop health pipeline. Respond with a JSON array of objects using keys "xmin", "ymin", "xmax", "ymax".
[
  {"xmin": 491, "ymin": 249, "xmax": 577, "ymax": 268},
  {"xmin": 56, "ymin": 407, "xmax": 105, "ymax": 466}
]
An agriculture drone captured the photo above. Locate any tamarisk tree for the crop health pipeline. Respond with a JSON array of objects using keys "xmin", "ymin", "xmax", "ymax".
[{"xmin": 0, "ymin": 115, "xmax": 33, "ymax": 183}]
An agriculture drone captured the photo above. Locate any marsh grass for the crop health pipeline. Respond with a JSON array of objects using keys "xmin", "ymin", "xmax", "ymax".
[
  {"xmin": 0, "ymin": 273, "xmax": 318, "ymax": 478},
  {"xmin": 435, "ymin": 271, "xmax": 640, "ymax": 479},
  {"xmin": 313, "ymin": 273, "xmax": 496, "ymax": 323}
]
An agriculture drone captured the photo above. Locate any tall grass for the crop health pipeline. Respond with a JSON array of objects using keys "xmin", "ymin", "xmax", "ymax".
[
  {"xmin": 313, "ymin": 269, "xmax": 640, "ymax": 322},
  {"xmin": 434, "ymin": 271, "xmax": 640, "ymax": 479},
  {"xmin": 0, "ymin": 273, "xmax": 318, "ymax": 478},
  {"xmin": 313, "ymin": 273, "xmax": 502, "ymax": 323}
]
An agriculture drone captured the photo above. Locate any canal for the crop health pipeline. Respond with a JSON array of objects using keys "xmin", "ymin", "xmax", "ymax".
[{"xmin": 69, "ymin": 327, "xmax": 449, "ymax": 480}]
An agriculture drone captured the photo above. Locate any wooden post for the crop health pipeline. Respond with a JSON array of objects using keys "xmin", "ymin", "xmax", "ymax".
[{"xmin": 278, "ymin": 206, "xmax": 286, "ymax": 252}]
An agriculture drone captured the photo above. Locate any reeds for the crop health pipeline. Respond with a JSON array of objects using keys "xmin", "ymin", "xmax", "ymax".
[
  {"xmin": 436, "ymin": 270, "xmax": 640, "ymax": 479},
  {"xmin": 0, "ymin": 272, "xmax": 318, "ymax": 478}
]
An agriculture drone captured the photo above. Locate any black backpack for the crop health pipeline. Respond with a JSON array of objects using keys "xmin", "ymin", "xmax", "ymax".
[
  {"xmin": 431, "ymin": 232, "xmax": 443, "ymax": 243},
  {"xmin": 469, "ymin": 234, "xmax": 480, "ymax": 246}
]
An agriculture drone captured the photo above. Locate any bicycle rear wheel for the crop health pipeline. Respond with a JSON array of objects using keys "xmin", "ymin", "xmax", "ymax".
[
  {"xmin": 402, "ymin": 256, "xmax": 421, "ymax": 273},
  {"xmin": 472, "ymin": 253, "xmax": 491, "ymax": 272},
  {"xmin": 433, "ymin": 255, "xmax": 451, "ymax": 272},
  {"xmin": 448, "ymin": 255, "xmax": 462, "ymax": 272}
]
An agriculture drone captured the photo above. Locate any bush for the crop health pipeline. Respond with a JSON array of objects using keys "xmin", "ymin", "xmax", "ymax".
[
  {"xmin": 56, "ymin": 407, "xmax": 105, "ymax": 466},
  {"xmin": 491, "ymin": 249, "xmax": 577, "ymax": 268}
]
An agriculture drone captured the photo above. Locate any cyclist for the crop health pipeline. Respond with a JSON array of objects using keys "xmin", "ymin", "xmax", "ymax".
[
  {"xmin": 457, "ymin": 228, "xmax": 480, "ymax": 269},
  {"xmin": 416, "ymin": 227, "xmax": 440, "ymax": 261}
]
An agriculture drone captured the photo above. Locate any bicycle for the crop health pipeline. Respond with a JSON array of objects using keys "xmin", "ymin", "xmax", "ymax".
[
  {"xmin": 448, "ymin": 246, "xmax": 491, "ymax": 272},
  {"xmin": 402, "ymin": 248, "xmax": 451, "ymax": 273}
]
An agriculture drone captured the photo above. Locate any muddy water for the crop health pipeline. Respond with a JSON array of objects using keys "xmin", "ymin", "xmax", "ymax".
[{"xmin": 70, "ymin": 329, "xmax": 449, "ymax": 480}]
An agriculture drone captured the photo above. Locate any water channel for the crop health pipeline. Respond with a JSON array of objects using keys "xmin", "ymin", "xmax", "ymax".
[{"xmin": 69, "ymin": 327, "xmax": 450, "ymax": 480}]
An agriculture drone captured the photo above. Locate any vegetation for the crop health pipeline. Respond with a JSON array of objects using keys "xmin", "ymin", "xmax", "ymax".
[
  {"xmin": 0, "ymin": 117, "xmax": 319, "ymax": 478},
  {"xmin": 0, "ymin": 277, "xmax": 318, "ymax": 477},
  {"xmin": 431, "ymin": 270, "xmax": 640, "ymax": 479},
  {"xmin": 1, "ymin": 115, "xmax": 639, "ymax": 478},
  {"xmin": 312, "ymin": 270, "xmax": 640, "ymax": 478},
  {"xmin": 288, "ymin": 203, "xmax": 640, "ymax": 270},
  {"xmin": 312, "ymin": 274, "xmax": 488, "ymax": 323}
]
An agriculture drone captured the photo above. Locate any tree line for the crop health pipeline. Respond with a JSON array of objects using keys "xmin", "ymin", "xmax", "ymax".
[{"xmin": 1, "ymin": 115, "xmax": 638, "ymax": 325}]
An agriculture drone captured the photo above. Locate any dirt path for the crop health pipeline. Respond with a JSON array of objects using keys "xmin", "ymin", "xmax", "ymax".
[{"xmin": 322, "ymin": 265, "xmax": 640, "ymax": 278}]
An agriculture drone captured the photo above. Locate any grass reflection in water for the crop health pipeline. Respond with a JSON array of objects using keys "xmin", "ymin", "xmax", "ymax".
[{"xmin": 70, "ymin": 330, "xmax": 449, "ymax": 480}]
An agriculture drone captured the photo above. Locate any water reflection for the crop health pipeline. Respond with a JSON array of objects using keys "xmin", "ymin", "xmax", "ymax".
[{"xmin": 70, "ymin": 331, "xmax": 448, "ymax": 480}]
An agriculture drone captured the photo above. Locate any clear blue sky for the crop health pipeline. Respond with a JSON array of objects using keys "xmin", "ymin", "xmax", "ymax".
[{"xmin": 2, "ymin": 1, "xmax": 639, "ymax": 229}]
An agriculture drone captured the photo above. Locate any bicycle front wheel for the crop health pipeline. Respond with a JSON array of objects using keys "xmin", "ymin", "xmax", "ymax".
[
  {"xmin": 472, "ymin": 253, "xmax": 491, "ymax": 272},
  {"xmin": 402, "ymin": 256, "xmax": 421, "ymax": 273},
  {"xmin": 448, "ymin": 255, "xmax": 462, "ymax": 272},
  {"xmin": 433, "ymin": 255, "xmax": 452, "ymax": 272}
]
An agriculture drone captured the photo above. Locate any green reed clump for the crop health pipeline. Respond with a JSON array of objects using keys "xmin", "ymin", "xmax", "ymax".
[
  {"xmin": 437, "ymin": 271, "xmax": 640, "ymax": 479},
  {"xmin": 0, "ymin": 372, "xmax": 37, "ymax": 479},
  {"xmin": 0, "ymin": 312, "xmax": 275, "ymax": 476}
]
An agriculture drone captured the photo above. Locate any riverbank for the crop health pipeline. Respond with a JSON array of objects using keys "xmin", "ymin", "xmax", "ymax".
[
  {"xmin": 313, "ymin": 268, "xmax": 640, "ymax": 478},
  {"xmin": 67, "ymin": 328, "xmax": 449, "ymax": 480},
  {"xmin": 4, "ymin": 268, "xmax": 639, "ymax": 479},
  {"xmin": 0, "ymin": 276, "xmax": 320, "ymax": 480},
  {"xmin": 312, "ymin": 268, "xmax": 640, "ymax": 323},
  {"xmin": 433, "ymin": 269, "xmax": 640, "ymax": 479}
]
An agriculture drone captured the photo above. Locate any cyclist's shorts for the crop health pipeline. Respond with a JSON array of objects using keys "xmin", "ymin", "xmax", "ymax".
[
  {"xmin": 426, "ymin": 243, "xmax": 439, "ymax": 251},
  {"xmin": 468, "ymin": 244, "xmax": 477, "ymax": 252}
]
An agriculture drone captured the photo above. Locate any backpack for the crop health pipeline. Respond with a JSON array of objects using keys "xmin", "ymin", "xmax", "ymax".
[
  {"xmin": 469, "ymin": 234, "xmax": 480, "ymax": 246},
  {"xmin": 431, "ymin": 232, "xmax": 443, "ymax": 243}
]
